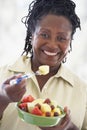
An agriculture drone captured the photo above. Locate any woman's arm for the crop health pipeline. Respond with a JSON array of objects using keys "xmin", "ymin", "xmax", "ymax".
[
  {"xmin": 0, "ymin": 101, "xmax": 9, "ymax": 119},
  {"xmin": 0, "ymin": 75, "xmax": 26, "ymax": 119},
  {"xmin": 0, "ymin": 87, "xmax": 11, "ymax": 119}
]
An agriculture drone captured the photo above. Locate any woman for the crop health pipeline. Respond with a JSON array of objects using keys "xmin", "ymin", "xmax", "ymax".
[{"xmin": 0, "ymin": 0, "xmax": 87, "ymax": 130}]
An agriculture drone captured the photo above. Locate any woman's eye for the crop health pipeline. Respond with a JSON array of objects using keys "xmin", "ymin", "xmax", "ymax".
[
  {"xmin": 57, "ymin": 36, "xmax": 66, "ymax": 42},
  {"xmin": 40, "ymin": 33, "xmax": 49, "ymax": 39}
]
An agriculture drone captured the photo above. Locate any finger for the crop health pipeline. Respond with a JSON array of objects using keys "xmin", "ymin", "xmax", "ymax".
[
  {"xmin": 10, "ymin": 87, "xmax": 26, "ymax": 102},
  {"xmin": 12, "ymin": 79, "xmax": 27, "ymax": 90},
  {"xmin": 16, "ymin": 87, "xmax": 26, "ymax": 98},
  {"xmin": 4, "ymin": 84, "xmax": 26, "ymax": 102},
  {"xmin": 4, "ymin": 76, "xmax": 16, "ymax": 84},
  {"xmin": 4, "ymin": 74, "xmax": 23, "ymax": 84},
  {"xmin": 64, "ymin": 106, "xmax": 71, "ymax": 116},
  {"xmin": 5, "ymin": 80, "xmax": 26, "ymax": 95},
  {"xmin": 59, "ymin": 107, "xmax": 71, "ymax": 127}
]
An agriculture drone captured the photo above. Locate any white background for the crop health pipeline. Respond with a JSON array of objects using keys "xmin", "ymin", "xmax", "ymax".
[{"xmin": 0, "ymin": 0, "xmax": 87, "ymax": 81}]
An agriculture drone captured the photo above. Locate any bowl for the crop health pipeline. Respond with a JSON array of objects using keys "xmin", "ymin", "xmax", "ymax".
[{"xmin": 16, "ymin": 103, "xmax": 66, "ymax": 127}]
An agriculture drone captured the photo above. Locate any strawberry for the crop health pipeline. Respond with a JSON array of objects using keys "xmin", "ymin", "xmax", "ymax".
[
  {"xmin": 19, "ymin": 103, "xmax": 28, "ymax": 112},
  {"xmin": 31, "ymin": 106, "xmax": 43, "ymax": 116},
  {"xmin": 21, "ymin": 95, "xmax": 35, "ymax": 103}
]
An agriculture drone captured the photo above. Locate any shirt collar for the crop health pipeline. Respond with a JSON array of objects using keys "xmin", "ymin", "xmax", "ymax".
[
  {"xmin": 8, "ymin": 55, "xmax": 74, "ymax": 87},
  {"xmin": 8, "ymin": 55, "xmax": 32, "ymax": 73},
  {"xmin": 54, "ymin": 64, "xmax": 74, "ymax": 87}
]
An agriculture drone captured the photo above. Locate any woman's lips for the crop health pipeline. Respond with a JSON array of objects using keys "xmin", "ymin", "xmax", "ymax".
[{"xmin": 44, "ymin": 50, "xmax": 58, "ymax": 56}]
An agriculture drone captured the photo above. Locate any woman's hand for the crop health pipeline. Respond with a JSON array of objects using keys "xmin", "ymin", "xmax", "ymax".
[
  {"xmin": 1, "ymin": 74, "xmax": 26, "ymax": 103},
  {"xmin": 40, "ymin": 107, "xmax": 79, "ymax": 130}
]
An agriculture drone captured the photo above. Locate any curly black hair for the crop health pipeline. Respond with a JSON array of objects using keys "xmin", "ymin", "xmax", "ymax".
[{"xmin": 22, "ymin": 0, "xmax": 81, "ymax": 56}]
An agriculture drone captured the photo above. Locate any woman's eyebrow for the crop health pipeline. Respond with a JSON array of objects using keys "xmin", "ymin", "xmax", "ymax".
[{"xmin": 39, "ymin": 28, "xmax": 51, "ymax": 32}]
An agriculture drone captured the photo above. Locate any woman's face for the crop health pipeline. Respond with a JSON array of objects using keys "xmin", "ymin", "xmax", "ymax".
[{"xmin": 31, "ymin": 14, "xmax": 72, "ymax": 67}]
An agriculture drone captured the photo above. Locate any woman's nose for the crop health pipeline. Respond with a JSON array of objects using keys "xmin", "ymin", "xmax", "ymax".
[{"xmin": 48, "ymin": 38, "xmax": 58, "ymax": 48}]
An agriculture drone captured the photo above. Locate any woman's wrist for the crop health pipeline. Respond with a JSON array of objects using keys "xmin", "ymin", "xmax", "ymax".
[
  {"xmin": 0, "ymin": 90, "xmax": 11, "ymax": 117},
  {"xmin": 67, "ymin": 122, "xmax": 79, "ymax": 130},
  {"xmin": 0, "ymin": 100, "xmax": 9, "ymax": 117}
]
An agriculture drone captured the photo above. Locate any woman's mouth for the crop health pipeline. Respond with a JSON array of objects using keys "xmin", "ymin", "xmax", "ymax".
[{"xmin": 44, "ymin": 50, "xmax": 58, "ymax": 56}]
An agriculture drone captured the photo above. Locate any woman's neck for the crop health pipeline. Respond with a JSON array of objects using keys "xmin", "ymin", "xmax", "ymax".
[
  {"xmin": 31, "ymin": 58, "xmax": 61, "ymax": 90},
  {"xmin": 31, "ymin": 58, "xmax": 61, "ymax": 75}
]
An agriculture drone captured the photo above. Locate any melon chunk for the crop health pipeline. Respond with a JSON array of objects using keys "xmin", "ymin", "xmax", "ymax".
[{"xmin": 38, "ymin": 65, "xmax": 49, "ymax": 75}]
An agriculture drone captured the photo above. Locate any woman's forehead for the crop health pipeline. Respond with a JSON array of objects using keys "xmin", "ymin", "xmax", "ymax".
[{"xmin": 36, "ymin": 14, "xmax": 72, "ymax": 32}]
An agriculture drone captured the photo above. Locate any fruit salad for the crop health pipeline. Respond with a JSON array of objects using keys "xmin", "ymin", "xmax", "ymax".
[{"xmin": 18, "ymin": 95, "xmax": 65, "ymax": 117}]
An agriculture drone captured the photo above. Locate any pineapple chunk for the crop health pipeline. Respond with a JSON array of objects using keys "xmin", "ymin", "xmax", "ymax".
[
  {"xmin": 27, "ymin": 102, "xmax": 35, "ymax": 113},
  {"xmin": 32, "ymin": 98, "xmax": 44, "ymax": 105},
  {"xmin": 38, "ymin": 65, "xmax": 49, "ymax": 75},
  {"xmin": 53, "ymin": 107, "xmax": 61, "ymax": 115},
  {"xmin": 41, "ymin": 103, "xmax": 51, "ymax": 113},
  {"xmin": 51, "ymin": 100, "xmax": 58, "ymax": 108}
]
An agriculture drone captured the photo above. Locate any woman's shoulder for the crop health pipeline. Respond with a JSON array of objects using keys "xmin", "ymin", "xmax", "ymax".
[
  {"xmin": 0, "ymin": 55, "xmax": 30, "ymax": 70},
  {"xmin": 0, "ymin": 55, "xmax": 31, "ymax": 75},
  {"xmin": 62, "ymin": 64, "xmax": 87, "ymax": 89},
  {"xmin": 0, "ymin": 55, "xmax": 31, "ymax": 82}
]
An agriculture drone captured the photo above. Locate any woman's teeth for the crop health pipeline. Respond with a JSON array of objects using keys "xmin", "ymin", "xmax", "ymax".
[{"xmin": 44, "ymin": 50, "xmax": 57, "ymax": 56}]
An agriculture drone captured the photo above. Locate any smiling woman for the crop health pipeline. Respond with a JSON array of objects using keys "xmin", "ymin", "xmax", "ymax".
[
  {"xmin": 0, "ymin": 0, "xmax": 87, "ymax": 130},
  {"xmin": 31, "ymin": 15, "xmax": 72, "ymax": 66}
]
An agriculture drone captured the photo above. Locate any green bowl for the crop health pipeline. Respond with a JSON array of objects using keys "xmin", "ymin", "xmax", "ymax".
[{"xmin": 16, "ymin": 104, "xmax": 66, "ymax": 127}]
